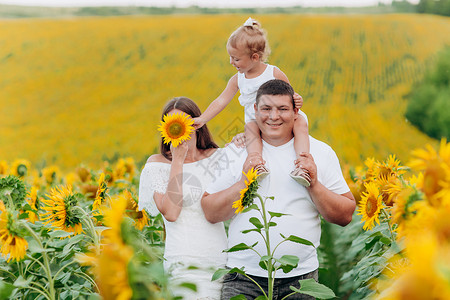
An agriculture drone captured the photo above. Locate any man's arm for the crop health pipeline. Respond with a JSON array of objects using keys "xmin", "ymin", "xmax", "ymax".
[
  {"xmin": 297, "ymin": 153, "xmax": 356, "ymax": 226},
  {"xmin": 201, "ymin": 153, "xmax": 263, "ymax": 224}
]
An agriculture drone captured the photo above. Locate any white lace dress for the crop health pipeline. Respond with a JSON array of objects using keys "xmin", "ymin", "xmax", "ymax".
[{"xmin": 138, "ymin": 149, "xmax": 228, "ymax": 300}]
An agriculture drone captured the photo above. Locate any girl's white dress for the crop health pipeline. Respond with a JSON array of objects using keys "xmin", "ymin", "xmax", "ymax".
[{"xmin": 138, "ymin": 149, "xmax": 227, "ymax": 300}]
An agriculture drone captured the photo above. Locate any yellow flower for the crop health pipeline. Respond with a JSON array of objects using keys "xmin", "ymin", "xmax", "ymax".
[
  {"xmin": 0, "ymin": 161, "xmax": 8, "ymax": 175},
  {"xmin": 0, "ymin": 209, "xmax": 28, "ymax": 262},
  {"xmin": 409, "ymin": 139, "xmax": 450, "ymax": 206},
  {"xmin": 11, "ymin": 159, "xmax": 31, "ymax": 178},
  {"xmin": 102, "ymin": 194, "xmax": 128, "ymax": 246},
  {"xmin": 375, "ymin": 154, "xmax": 405, "ymax": 180},
  {"xmin": 93, "ymin": 173, "xmax": 108, "ymax": 212},
  {"xmin": 158, "ymin": 112, "xmax": 194, "ymax": 148},
  {"xmin": 76, "ymin": 166, "xmax": 91, "ymax": 183},
  {"xmin": 42, "ymin": 165, "xmax": 60, "ymax": 186},
  {"xmin": 357, "ymin": 181, "xmax": 384, "ymax": 230},
  {"xmin": 380, "ymin": 175, "xmax": 402, "ymax": 207},
  {"xmin": 123, "ymin": 190, "xmax": 149, "ymax": 230},
  {"xmin": 40, "ymin": 185, "xmax": 83, "ymax": 236},
  {"xmin": 232, "ymin": 168, "xmax": 259, "ymax": 214},
  {"xmin": 25, "ymin": 187, "xmax": 39, "ymax": 223}
]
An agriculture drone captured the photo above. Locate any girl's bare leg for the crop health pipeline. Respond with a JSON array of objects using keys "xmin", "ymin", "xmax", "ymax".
[
  {"xmin": 290, "ymin": 115, "xmax": 311, "ymax": 186},
  {"xmin": 245, "ymin": 121, "xmax": 269, "ymax": 177}
]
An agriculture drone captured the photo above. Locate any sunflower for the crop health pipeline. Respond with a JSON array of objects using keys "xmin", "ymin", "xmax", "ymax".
[
  {"xmin": 42, "ymin": 165, "xmax": 60, "ymax": 186},
  {"xmin": 375, "ymin": 154, "xmax": 405, "ymax": 180},
  {"xmin": 123, "ymin": 190, "xmax": 149, "ymax": 230},
  {"xmin": 40, "ymin": 185, "xmax": 83, "ymax": 236},
  {"xmin": 0, "ymin": 161, "xmax": 8, "ymax": 175},
  {"xmin": 93, "ymin": 173, "xmax": 108, "ymax": 212},
  {"xmin": 233, "ymin": 168, "xmax": 259, "ymax": 214},
  {"xmin": 409, "ymin": 140, "xmax": 450, "ymax": 206},
  {"xmin": 380, "ymin": 175, "xmax": 402, "ymax": 207},
  {"xmin": 102, "ymin": 194, "xmax": 128, "ymax": 246},
  {"xmin": 357, "ymin": 181, "xmax": 384, "ymax": 230},
  {"xmin": 158, "ymin": 112, "xmax": 194, "ymax": 148},
  {"xmin": 0, "ymin": 209, "xmax": 28, "ymax": 262},
  {"xmin": 76, "ymin": 166, "xmax": 91, "ymax": 183},
  {"xmin": 11, "ymin": 159, "xmax": 31, "ymax": 178},
  {"xmin": 25, "ymin": 187, "xmax": 39, "ymax": 223}
]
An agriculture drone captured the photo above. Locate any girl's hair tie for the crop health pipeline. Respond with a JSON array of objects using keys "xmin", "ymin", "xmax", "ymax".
[{"xmin": 243, "ymin": 17, "xmax": 254, "ymax": 27}]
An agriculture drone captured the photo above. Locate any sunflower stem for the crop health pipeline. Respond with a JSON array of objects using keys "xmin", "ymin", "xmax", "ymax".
[
  {"xmin": 381, "ymin": 208, "xmax": 395, "ymax": 241},
  {"xmin": 22, "ymin": 223, "xmax": 56, "ymax": 300},
  {"xmin": 74, "ymin": 206, "xmax": 100, "ymax": 251},
  {"xmin": 257, "ymin": 193, "xmax": 273, "ymax": 300}
]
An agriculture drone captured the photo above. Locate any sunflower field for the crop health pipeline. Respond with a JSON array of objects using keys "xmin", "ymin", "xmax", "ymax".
[
  {"xmin": 1, "ymin": 14, "xmax": 450, "ymax": 169},
  {"xmin": 0, "ymin": 139, "xmax": 450, "ymax": 299},
  {"xmin": 1, "ymin": 12, "xmax": 450, "ymax": 300}
]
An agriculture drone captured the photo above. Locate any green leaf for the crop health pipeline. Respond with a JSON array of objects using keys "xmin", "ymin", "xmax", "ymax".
[
  {"xmin": 268, "ymin": 211, "xmax": 290, "ymax": 218},
  {"xmin": 268, "ymin": 221, "xmax": 277, "ymax": 227},
  {"xmin": 249, "ymin": 217, "xmax": 263, "ymax": 229},
  {"xmin": 255, "ymin": 296, "xmax": 268, "ymax": 300},
  {"xmin": 224, "ymin": 243, "xmax": 253, "ymax": 253},
  {"xmin": 212, "ymin": 267, "xmax": 246, "ymax": 281},
  {"xmin": 284, "ymin": 235, "xmax": 315, "ymax": 247},
  {"xmin": 243, "ymin": 204, "xmax": 259, "ymax": 213},
  {"xmin": 241, "ymin": 228, "xmax": 261, "ymax": 234},
  {"xmin": 13, "ymin": 276, "xmax": 31, "ymax": 288},
  {"xmin": 0, "ymin": 280, "xmax": 15, "ymax": 299},
  {"xmin": 48, "ymin": 230, "xmax": 76, "ymax": 238},
  {"xmin": 230, "ymin": 295, "xmax": 247, "ymax": 300},
  {"xmin": 259, "ymin": 255, "xmax": 272, "ymax": 271},
  {"xmin": 277, "ymin": 255, "xmax": 299, "ymax": 273},
  {"xmin": 27, "ymin": 240, "xmax": 55, "ymax": 254},
  {"xmin": 179, "ymin": 282, "xmax": 197, "ymax": 292},
  {"xmin": 290, "ymin": 278, "xmax": 336, "ymax": 299}
]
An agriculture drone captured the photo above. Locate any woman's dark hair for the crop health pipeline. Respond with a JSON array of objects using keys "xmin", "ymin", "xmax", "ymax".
[{"xmin": 160, "ymin": 97, "xmax": 218, "ymax": 160}]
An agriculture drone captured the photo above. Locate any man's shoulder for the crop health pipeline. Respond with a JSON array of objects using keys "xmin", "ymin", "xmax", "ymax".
[{"xmin": 309, "ymin": 136, "xmax": 334, "ymax": 154}]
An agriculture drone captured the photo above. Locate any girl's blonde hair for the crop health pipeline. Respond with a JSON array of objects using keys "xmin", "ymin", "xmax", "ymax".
[{"xmin": 227, "ymin": 18, "xmax": 271, "ymax": 62}]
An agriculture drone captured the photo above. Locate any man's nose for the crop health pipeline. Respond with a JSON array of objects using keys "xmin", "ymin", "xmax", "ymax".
[{"xmin": 269, "ymin": 109, "xmax": 280, "ymax": 120}]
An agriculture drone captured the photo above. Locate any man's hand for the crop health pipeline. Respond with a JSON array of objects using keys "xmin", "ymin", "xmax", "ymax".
[
  {"xmin": 294, "ymin": 152, "xmax": 317, "ymax": 186},
  {"xmin": 225, "ymin": 132, "xmax": 246, "ymax": 148}
]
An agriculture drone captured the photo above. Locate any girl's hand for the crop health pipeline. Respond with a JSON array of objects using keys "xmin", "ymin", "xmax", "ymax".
[
  {"xmin": 170, "ymin": 141, "xmax": 188, "ymax": 163},
  {"xmin": 225, "ymin": 132, "xmax": 246, "ymax": 148},
  {"xmin": 193, "ymin": 117, "xmax": 206, "ymax": 129},
  {"xmin": 293, "ymin": 92, "xmax": 303, "ymax": 109}
]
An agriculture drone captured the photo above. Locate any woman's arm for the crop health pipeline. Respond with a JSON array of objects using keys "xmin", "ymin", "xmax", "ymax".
[
  {"xmin": 151, "ymin": 142, "xmax": 188, "ymax": 222},
  {"xmin": 193, "ymin": 75, "xmax": 239, "ymax": 128}
]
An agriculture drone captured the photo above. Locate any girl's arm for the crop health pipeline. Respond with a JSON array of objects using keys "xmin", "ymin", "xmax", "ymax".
[
  {"xmin": 193, "ymin": 75, "xmax": 239, "ymax": 129},
  {"xmin": 151, "ymin": 142, "xmax": 188, "ymax": 222}
]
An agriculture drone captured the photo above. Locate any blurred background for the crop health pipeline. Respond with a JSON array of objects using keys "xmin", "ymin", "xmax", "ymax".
[{"xmin": 1, "ymin": 0, "xmax": 449, "ymax": 170}]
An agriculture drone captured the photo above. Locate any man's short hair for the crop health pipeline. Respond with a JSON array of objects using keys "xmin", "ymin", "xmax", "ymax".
[{"xmin": 256, "ymin": 79, "xmax": 295, "ymax": 107}]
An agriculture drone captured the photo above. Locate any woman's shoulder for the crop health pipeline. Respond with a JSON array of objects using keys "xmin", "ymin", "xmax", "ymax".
[{"xmin": 146, "ymin": 154, "xmax": 170, "ymax": 164}]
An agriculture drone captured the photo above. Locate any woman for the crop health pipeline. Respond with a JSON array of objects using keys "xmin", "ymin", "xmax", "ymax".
[{"xmin": 138, "ymin": 97, "xmax": 228, "ymax": 299}]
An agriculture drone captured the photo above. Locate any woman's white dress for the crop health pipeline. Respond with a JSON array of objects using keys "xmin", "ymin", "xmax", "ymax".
[{"xmin": 138, "ymin": 149, "xmax": 227, "ymax": 300}]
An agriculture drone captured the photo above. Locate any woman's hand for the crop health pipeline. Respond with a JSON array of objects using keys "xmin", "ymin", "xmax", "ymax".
[
  {"xmin": 170, "ymin": 141, "xmax": 188, "ymax": 163},
  {"xmin": 225, "ymin": 132, "xmax": 246, "ymax": 148},
  {"xmin": 293, "ymin": 92, "xmax": 303, "ymax": 109}
]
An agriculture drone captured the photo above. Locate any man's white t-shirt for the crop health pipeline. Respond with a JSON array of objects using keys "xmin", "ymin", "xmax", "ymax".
[{"xmin": 206, "ymin": 137, "xmax": 350, "ymax": 278}]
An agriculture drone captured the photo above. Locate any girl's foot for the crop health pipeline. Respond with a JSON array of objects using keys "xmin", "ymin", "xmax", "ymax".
[
  {"xmin": 255, "ymin": 164, "xmax": 270, "ymax": 180},
  {"xmin": 290, "ymin": 168, "xmax": 311, "ymax": 187}
]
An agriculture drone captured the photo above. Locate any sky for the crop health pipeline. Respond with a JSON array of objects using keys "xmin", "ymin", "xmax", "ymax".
[{"xmin": 0, "ymin": 0, "xmax": 419, "ymax": 8}]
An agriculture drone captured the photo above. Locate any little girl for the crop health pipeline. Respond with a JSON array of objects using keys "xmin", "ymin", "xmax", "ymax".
[{"xmin": 193, "ymin": 18, "xmax": 311, "ymax": 186}]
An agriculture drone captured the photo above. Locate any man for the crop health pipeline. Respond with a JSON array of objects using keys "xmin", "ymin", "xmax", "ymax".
[{"xmin": 201, "ymin": 79, "xmax": 356, "ymax": 299}]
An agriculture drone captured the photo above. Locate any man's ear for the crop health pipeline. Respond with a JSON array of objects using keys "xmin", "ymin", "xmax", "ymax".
[
  {"xmin": 293, "ymin": 107, "xmax": 299, "ymax": 118},
  {"xmin": 254, "ymin": 102, "xmax": 258, "ymax": 112}
]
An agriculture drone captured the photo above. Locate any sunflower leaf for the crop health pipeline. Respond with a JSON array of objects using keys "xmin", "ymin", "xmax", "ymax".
[
  {"xmin": 268, "ymin": 211, "xmax": 290, "ymax": 218},
  {"xmin": 224, "ymin": 243, "xmax": 253, "ymax": 252},
  {"xmin": 284, "ymin": 235, "xmax": 315, "ymax": 247},
  {"xmin": 249, "ymin": 217, "xmax": 263, "ymax": 229},
  {"xmin": 241, "ymin": 228, "xmax": 261, "ymax": 234},
  {"xmin": 289, "ymin": 278, "xmax": 336, "ymax": 299},
  {"xmin": 242, "ymin": 204, "xmax": 259, "ymax": 213}
]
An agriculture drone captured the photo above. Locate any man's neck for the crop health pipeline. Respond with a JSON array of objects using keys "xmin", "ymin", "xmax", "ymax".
[{"xmin": 261, "ymin": 135, "xmax": 294, "ymax": 147}]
